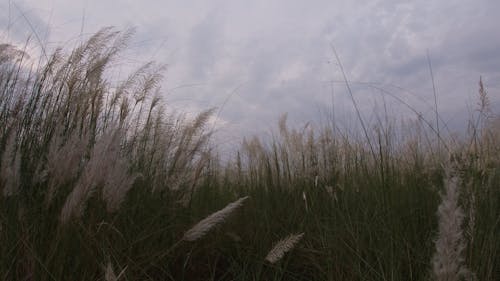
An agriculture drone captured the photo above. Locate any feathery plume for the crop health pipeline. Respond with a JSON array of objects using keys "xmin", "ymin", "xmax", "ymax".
[
  {"xmin": 104, "ymin": 262, "xmax": 127, "ymax": 281},
  {"xmin": 104, "ymin": 262, "xmax": 117, "ymax": 281},
  {"xmin": 302, "ymin": 191, "xmax": 308, "ymax": 212},
  {"xmin": 45, "ymin": 131, "xmax": 89, "ymax": 205},
  {"xmin": 265, "ymin": 233, "xmax": 304, "ymax": 264},
  {"xmin": 0, "ymin": 131, "xmax": 21, "ymax": 197},
  {"xmin": 102, "ymin": 155, "xmax": 139, "ymax": 213},
  {"xmin": 60, "ymin": 129, "xmax": 128, "ymax": 223},
  {"xmin": 432, "ymin": 173, "xmax": 474, "ymax": 281},
  {"xmin": 182, "ymin": 196, "xmax": 249, "ymax": 242}
]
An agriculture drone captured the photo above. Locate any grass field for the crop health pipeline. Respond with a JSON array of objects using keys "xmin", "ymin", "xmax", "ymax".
[{"xmin": 1, "ymin": 28, "xmax": 498, "ymax": 281}]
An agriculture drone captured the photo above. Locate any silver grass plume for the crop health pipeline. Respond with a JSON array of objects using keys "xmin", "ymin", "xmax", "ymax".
[
  {"xmin": 104, "ymin": 262, "xmax": 127, "ymax": 281},
  {"xmin": 0, "ymin": 131, "xmax": 21, "ymax": 197},
  {"xmin": 182, "ymin": 196, "xmax": 249, "ymax": 242},
  {"xmin": 44, "ymin": 131, "xmax": 89, "ymax": 205},
  {"xmin": 104, "ymin": 262, "xmax": 117, "ymax": 281},
  {"xmin": 265, "ymin": 233, "xmax": 304, "ymax": 264},
  {"xmin": 60, "ymin": 131, "xmax": 115, "ymax": 223},
  {"xmin": 101, "ymin": 129, "xmax": 139, "ymax": 213},
  {"xmin": 432, "ymin": 172, "xmax": 474, "ymax": 281},
  {"xmin": 60, "ymin": 128, "xmax": 136, "ymax": 223}
]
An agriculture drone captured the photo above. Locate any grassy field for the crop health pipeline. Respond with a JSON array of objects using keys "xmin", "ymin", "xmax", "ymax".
[{"xmin": 0, "ymin": 28, "xmax": 498, "ymax": 281}]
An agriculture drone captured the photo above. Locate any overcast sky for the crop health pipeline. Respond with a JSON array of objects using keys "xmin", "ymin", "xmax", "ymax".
[{"xmin": 2, "ymin": 0, "xmax": 500, "ymax": 153}]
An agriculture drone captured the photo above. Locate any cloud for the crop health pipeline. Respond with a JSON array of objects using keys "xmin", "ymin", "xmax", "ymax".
[
  {"xmin": 186, "ymin": 8, "xmax": 226, "ymax": 81},
  {"xmin": 0, "ymin": 1, "xmax": 51, "ymax": 51},
  {"xmin": 2, "ymin": 0, "xmax": 499, "ymax": 147}
]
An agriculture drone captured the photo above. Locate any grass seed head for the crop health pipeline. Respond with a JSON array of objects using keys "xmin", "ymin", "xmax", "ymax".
[
  {"xmin": 182, "ymin": 196, "xmax": 249, "ymax": 242},
  {"xmin": 105, "ymin": 262, "xmax": 117, "ymax": 281},
  {"xmin": 432, "ymin": 172, "xmax": 474, "ymax": 281},
  {"xmin": 265, "ymin": 233, "xmax": 304, "ymax": 264}
]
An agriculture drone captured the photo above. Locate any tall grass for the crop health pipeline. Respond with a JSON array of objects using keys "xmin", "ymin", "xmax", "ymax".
[
  {"xmin": 0, "ymin": 28, "xmax": 498, "ymax": 280},
  {"xmin": 0, "ymin": 28, "xmax": 215, "ymax": 280}
]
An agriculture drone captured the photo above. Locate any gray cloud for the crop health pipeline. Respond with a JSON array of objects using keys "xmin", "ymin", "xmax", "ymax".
[
  {"xmin": 2, "ymin": 0, "xmax": 500, "ymax": 150},
  {"xmin": 0, "ymin": 1, "xmax": 51, "ymax": 49}
]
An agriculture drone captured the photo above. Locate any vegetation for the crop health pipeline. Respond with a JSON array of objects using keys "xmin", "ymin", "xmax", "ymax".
[{"xmin": 0, "ymin": 28, "xmax": 498, "ymax": 280}]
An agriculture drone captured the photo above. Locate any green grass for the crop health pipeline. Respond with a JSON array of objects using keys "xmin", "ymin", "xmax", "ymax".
[{"xmin": 0, "ymin": 28, "xmax": 499, "ymax": 280}]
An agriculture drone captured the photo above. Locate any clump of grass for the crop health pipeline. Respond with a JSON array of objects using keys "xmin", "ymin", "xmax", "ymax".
[
  {"xmin": 0, "ymin": 27, "xmax": 216, "ymax": 279},
  {"xmin": 265, "ymin": 233, "xmax": 304, "ymax": 264}
]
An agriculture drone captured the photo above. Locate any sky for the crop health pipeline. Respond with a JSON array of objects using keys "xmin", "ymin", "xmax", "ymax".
[{"xmin": 2, "ymin": 0, "xmax": 500, "ymax": 153}]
